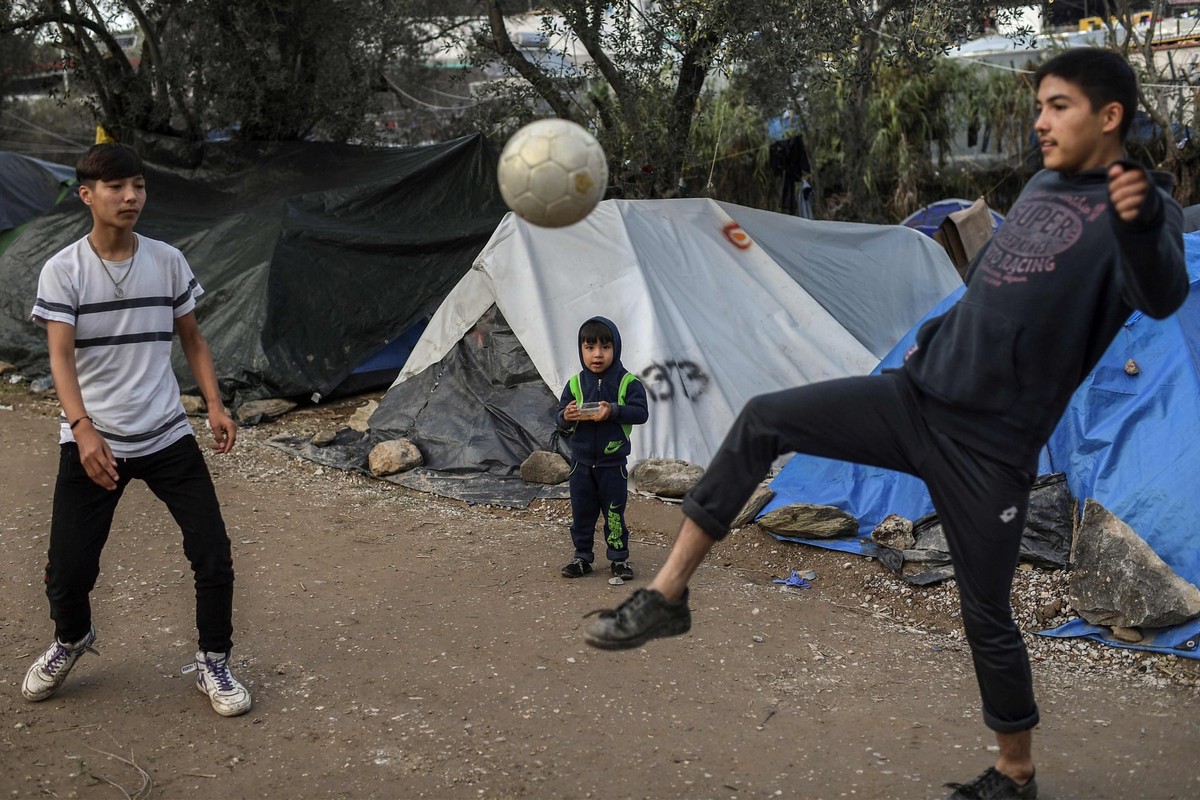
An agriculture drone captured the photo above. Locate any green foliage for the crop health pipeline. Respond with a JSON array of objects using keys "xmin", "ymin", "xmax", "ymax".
[{"xmin": 685, "ymin": 92, "xmax": 772, "ymax": 208}]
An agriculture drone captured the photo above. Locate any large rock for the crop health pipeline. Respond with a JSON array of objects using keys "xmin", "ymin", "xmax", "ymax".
[
  {"xmin": 1070, "ymin": 499, "xmax": 1200, "ymax": 628},
  {"xmin": 730, "ymin": 485, "xmax": 775, "ymax": 529},
  {"xmin": 180, "ymin": 394, "xmax": 207, "ymax": 415},
  {"xmin": 633, "ymin": 458, "xmax": 704, "ymax": 498},
  {"xmin": 757, "ymin": 503, "xmax": 858, "ymax": 539},
  {"xmin": 521, "ymin": 450, "xmax": 569, "ymax": 485},
  {"xmin": 310, "ymin": 430, "xmax": 338, "ymax": 447},
  {"xmin": 234, "ymin": 398, "xmax": 296, "ymax": 425},
  {"xmin": 0, "ymin": 360, "xmax": 15, "ymax": 376},
  {"xmin": 871, "ymin": 514, "xmax": 915, "ymax": 551},
  {"xmin": 348, "ymin": 400, "xmax": 379, "ymax": 433},
  {"xmin": 368, "ymin": 439, "xmax": 424, "ymax": 476}
]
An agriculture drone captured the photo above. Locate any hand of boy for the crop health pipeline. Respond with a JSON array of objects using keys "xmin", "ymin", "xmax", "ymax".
[
  {"xmin": 1108, "ymin": 162, "xmax": 1149, "ymax": 222},
  {"xmin": 208, "ymin": 408, "xmax": 238, "ymax": 454},
  {"xmin": 594, "ymin": 401, "xmax": 613, "ymax": 421},
  {"xmin": 564, "ymin": 401, "xmax": 581, "ymax": 422},
  {"xmin": 76, "ymin": 426, "xmax": 120, "ymax": 490}
]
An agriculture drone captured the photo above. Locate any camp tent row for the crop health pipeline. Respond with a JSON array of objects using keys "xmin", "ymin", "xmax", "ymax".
[
  {"xmin": 0, "ymin": 151, "xmax": 75, "ymax": 257},
  {"xmin": 2, "ymin": 138, "xmax": 1196, "ymax": 657},
  {"xmin": 364, "ymin": 197, "xmax": 963, "ymax": 489},
  {"xmin": 0, "ymin": 135, "xmax": 509, "ymax": 403}
]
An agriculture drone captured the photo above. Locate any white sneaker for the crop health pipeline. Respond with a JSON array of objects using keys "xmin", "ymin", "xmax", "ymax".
[
  {"xmin": 185, "ymin": 651, "xmax": 252, "ymax": 717},
  {"xmin": 22, "ymin": 626, "xmax": 98, "ymax": 701}
]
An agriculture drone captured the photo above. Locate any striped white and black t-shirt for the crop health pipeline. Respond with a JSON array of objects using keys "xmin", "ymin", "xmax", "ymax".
[{"xmin": 31, "ymin": 234, "xmax": 203, "ymax": 458}]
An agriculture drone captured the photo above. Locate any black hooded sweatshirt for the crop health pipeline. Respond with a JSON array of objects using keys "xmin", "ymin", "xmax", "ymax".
[{"xmin": 902, "ymin": 166, "xmax": 1188, "ymax": 467}]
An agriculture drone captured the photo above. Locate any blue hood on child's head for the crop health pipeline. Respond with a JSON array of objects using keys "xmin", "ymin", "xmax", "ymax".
[{"xmin": 578, "ymin": 315, "xmax": 622, "ymax": 373}]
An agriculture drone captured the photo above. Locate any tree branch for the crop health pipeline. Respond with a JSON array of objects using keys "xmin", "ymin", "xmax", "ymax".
[{"xmin": 485, "ymin": 1, "xmax": 575, "ymax": 119}]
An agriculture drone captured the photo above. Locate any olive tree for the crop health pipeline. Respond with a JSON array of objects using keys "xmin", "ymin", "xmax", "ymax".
[
  {"xmin": 0, "ymin": 0, "xmax": 421, "ymax": 157},
  {"xmin": 430, "ymin": 1, "xmax": 1018, "ymax": 211}
]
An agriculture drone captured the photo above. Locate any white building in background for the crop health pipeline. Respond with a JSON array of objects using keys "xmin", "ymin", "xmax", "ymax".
[{"xmin": 994, "ymin": 4, "xmax": 1044, "ymax": 37}]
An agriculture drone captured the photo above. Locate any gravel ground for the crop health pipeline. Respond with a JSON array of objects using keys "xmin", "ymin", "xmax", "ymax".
[{"xmin": 2, "ymin": 379, "xmax": 1198, "ymax": 799}]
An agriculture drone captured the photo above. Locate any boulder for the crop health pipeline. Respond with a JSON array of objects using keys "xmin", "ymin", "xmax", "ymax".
[
  {"xmin": 310, "ymin": 430, "xmax": 338, "ymax": 447},
  {"xmin": 520, "ymin": 450, "xmax": 570, "ymax": 485},
  {"xmin": 368, "ymin": 439, "xmax": 424, "ymax": 476},
  {"xmin": 1070, "ymin": 499, "xmax": 1200, "ymax": 628},
  {"xmin": 871, "ymin": 513, "xmax": 915, "ymax": 550},
  {"xmin": 0, "ymin": 360, "xmax": 14, "ymax": 376},
  {"xmin": 235, "ymin": 398, "xmax": 296, "ymax": 425},
  {"xmin": 730, "ymin": 485, "xmax": 775, "ymax": 529},
  {"xmin": 348, "ymin": 400, "xmax": 379, "ymax": 433},
  {"xmin": 180, "ymin": 395, "xmax": 207, "ymax": 415},
  {"xmin": 633, "ymin": 458, "xmax": 704, "ymax": 498},
  {"xmin": 757, "ymin": 503, "xmax": 858, "ymax": 539}
]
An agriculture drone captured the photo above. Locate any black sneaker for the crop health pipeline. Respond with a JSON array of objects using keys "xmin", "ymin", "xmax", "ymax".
[
  {"xmin": 945, "ymin": 767, "xmax": 1037, "ymax": 800},
  {"xmin": 610, "ymin": 561, "xmax": 634, "ymax": 580},
  {"xmin": 561, "ymin": 557, "xmax": 593, "ymax": 578},
  {"xmin": 583, "ymin": 588, "xmax": 691, "ymax": 649}
]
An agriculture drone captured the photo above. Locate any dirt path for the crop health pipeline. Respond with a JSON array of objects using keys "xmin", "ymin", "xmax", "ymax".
[{"xmin": 1, "ymin": 392, "xmax": 1197, "ymax": 799}]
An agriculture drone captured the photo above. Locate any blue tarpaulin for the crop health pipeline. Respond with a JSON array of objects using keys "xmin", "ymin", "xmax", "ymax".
[
  {"xmin": 761, "ymin": 233, "xmax": 1200, "ymax": 659},
  {"xmin": 900, "ymin": 198, "xmax": 1006, "ymax": 238}
]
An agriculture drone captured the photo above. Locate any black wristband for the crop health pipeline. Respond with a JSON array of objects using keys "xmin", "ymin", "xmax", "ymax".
[{"xmin": 69, "ymin": 415, "xmax": 92, "ymax": 430}]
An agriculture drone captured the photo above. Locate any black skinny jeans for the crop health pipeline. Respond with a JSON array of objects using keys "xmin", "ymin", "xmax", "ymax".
[
  {"xmin": 682, "ymin": 372, "xmax": 1040, "ymax": 734},
  {"xmin": 44, "ymin": 434, "xmax": 235, "ymax": 653}
]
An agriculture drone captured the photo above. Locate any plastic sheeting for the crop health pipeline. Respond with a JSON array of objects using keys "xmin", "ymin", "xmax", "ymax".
[
  {"xmin": 900, "ymin": 197, "xmax": 1006, "ymax": 238},
  {"xmin": 371, "ymin": 307, "xmax": 569, "ymax": 475},
  {"xmin": 0, "ymin": 135, "xmax": 508, "ymax": 404},
  {"xmin": 390, "ymin": 198, "xmax": 962, "ymax": 473},
  {"xmin": 0, "ymin": 151, "xmax": 74, "ymax": 232}
]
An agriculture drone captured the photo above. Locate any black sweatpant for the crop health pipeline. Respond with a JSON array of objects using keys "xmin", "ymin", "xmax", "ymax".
[
  {"xmin": 682, "ymin": 372, "xmax": 1040, "ymax": 734},
  {"xmin": 44, "ymin": 434, "xmax": 235, "ymax": 653}
]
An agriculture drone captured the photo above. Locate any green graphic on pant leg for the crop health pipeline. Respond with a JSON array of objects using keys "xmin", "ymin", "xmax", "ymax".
[{"xmin": 605, "ymin": 503, "xmax": 625, "ymax": 550}]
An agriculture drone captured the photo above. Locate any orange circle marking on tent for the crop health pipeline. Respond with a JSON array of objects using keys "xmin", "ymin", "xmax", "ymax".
[{"xmin": 722, "ymin": 222, "xmax": 752, "ymax": 250}]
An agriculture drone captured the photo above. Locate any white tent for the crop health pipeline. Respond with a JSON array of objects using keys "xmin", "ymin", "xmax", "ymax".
[{"xmin": 385, "ymin": 198, "xmax": 961, "ymax": 472}]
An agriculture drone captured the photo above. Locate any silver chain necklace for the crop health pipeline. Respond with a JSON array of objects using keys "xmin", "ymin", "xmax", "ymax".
[{"xmin": 86, "ymin": 235, "xmax": 138, "ymax": 298}]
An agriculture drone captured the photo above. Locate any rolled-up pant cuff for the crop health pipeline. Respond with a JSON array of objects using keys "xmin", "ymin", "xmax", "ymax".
[
  {"xmin": 681, "ymin": 495, "xmax": 729, "ymax": 541},
  {"xmin": 983, "ymin": 705, "xmax": 1040, "ymax": 734}
]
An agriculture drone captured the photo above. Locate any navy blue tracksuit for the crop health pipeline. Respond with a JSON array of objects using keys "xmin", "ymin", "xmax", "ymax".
[{"xmin": 556, "ymin": 317, "xmax": 649, "ymax": 564}]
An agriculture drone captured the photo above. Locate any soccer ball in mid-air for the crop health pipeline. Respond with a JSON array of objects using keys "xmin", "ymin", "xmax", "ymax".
[{"xmin": 497, "ymin": 118, "xmax": 608, "ymax": 228}]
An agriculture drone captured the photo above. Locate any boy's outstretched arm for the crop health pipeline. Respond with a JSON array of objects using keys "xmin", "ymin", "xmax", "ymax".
[
  {"xmin": 175, "ymin": 312, "xmax": 236, "ymax": 454},
  {"xmin": 47, "ymin": 321, "xmax": 120, "ymax": 490},
  {"xmin": 1108, "ymin": 162, "xmax": 1189, "ymax": 318}
]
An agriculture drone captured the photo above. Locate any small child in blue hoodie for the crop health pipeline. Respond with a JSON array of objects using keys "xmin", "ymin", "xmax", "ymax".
[{"xmin": 556, "ymin": 316, "xmax": 649, "ymax": 580}]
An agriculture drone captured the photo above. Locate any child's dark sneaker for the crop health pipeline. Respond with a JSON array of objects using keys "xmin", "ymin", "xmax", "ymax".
[
  {"xmin": 583, "ymin": 588, "xmax": 691, "ymax": 649},
  {"xmin": 561, "ymin": 557, "xmax": 593, "ymax": 578},
  {"xmin": 610, "ymin": 561, "xmax": 634, "ymax": 580},
  {"xmin": 944, "ymin": 767, "xmax": 1037, "ymax": 799}
]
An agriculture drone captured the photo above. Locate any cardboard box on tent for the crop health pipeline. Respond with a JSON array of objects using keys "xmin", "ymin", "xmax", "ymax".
[{"xmin": 933, "ymin": 197, "xmax": 995, "ymax": 277}]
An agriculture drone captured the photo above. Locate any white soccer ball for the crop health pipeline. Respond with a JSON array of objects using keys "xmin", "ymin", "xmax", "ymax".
[{"xmin": 497, "ymin": 118, "xmax": 608, "ymax": 228}]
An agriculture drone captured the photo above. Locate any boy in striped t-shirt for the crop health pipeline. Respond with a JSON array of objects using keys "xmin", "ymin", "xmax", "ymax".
[{"xmin": 22, "ymin": 142, "xmax": 251, "ymax": 717}]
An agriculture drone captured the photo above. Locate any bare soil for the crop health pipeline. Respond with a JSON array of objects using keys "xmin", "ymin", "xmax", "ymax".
[{"xmin": 1, "ymin": 384, "xmax": 1197, "ymax": 799}]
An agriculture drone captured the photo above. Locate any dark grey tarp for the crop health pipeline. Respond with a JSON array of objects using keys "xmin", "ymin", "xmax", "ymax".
[
  {"xmin": 0, "ymin": 151, "xmax": 74, "ymax": 231},
  {"xmin": 0, "ymin": 134, "xmax": 508, "ymax": 404},
  {"xmin": 368, "ymin": 306, "xmax": 569, "ymax": 474},
  {"xmin": 268, "ymin": 306, "xmax": 572, "ymax": 508},
  {"xmin": 874, "ymin": 472, "xmax": 1075, "ymax": 585}
]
